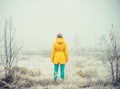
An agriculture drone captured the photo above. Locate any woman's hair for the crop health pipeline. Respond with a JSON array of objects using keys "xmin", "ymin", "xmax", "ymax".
[{"xmin": 57, "ymin": 33, "xmax": 63, "ymax": 38}]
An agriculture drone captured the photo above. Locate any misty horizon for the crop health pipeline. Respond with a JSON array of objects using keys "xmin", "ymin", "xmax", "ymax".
[{"xmin": 0, "ymin": 0, "xmax": 120, "ymax": 50}]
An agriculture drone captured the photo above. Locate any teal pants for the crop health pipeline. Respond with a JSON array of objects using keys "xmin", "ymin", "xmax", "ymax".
[{"xmin": 54, "ymin": 64, "xmax": 65, "ymax": 81}]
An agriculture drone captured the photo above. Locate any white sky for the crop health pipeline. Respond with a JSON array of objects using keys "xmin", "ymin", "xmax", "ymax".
[{"xmin": 0, "ymin": 0, "xmax": 120, "ymax": 50}]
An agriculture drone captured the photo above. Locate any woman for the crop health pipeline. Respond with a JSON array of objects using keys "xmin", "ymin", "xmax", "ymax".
[{"xmin": 51, "ymin": 33, "xmax": 69, "ymax": 81}]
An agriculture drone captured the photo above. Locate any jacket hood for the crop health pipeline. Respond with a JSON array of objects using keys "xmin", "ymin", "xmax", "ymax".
[{"xmin": 56, "ymin": 38, "xmax": 64, "ymax": 44}]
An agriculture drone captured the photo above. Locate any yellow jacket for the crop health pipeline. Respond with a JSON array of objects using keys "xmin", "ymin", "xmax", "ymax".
[{"xmin": 51, "ymin": 38, "xmax": 69, "ymax": 64}]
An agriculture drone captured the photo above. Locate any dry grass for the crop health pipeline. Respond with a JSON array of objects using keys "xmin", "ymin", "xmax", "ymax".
[
  {"xmin": 76, "ymin": 69, "xmax": 103, "ymax": 88},
  {"xmin": 14, "ymin": 75, "xmax": 60, "ymax": 89},
  {"xmin": 10, "ymin": 67, "xmax": 42, "ymax": 88},
  {"xmin": 15, "ymin": 67, "xmax": 41, "ymax": 76},
  {"xmin": 76, "ymin": 70, "xmax": 114, "ymax": 89},
  {"xmin": 13, "ymin": 66, "xmax": 60, "ymax": 89},
  {"xmin": 76, "ymin": 69, "xmax": 97, "ymax": 78}
]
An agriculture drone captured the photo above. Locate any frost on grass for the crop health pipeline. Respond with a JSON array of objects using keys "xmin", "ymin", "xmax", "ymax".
[{"xmin": 0, "ymin": 52, "xmax": 119, "ymax": 89}]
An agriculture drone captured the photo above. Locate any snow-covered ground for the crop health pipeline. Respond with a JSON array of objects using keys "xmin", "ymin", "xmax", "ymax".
[
  {"xmin": 13, "ymin": 51, "xmax": 117, "ymax": 89},
  {"xmin": 0, "ymin": 51, "xmax": 117, "ymax": 89}
]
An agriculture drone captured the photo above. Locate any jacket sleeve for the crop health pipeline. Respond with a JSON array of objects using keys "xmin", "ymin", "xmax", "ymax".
[
  {"xmin": 51, "ymin": 43, "xmax": 55, "ymax": 62},
  {"xmin": 65, "ymin": 43, "xmax": 69, "ymax": 62}
]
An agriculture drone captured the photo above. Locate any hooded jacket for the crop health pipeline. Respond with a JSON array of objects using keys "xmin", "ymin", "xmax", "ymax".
[{"xmin": 51, "ymin": 38, "xmax": 69, "ymax": 64}]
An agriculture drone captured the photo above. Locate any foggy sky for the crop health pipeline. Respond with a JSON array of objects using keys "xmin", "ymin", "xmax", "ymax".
[{"xmin": 0, "ymin": 0, "xmax": 120, "ymax": 50}]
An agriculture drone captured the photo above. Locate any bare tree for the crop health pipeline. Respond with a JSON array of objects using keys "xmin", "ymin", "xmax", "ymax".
[
  {"xmin": 106, "ymin": 25, "xmax": 120, "ymax": 84},
  {"xmin": 1, "ymin": 18, "xmax": 21, "ymax": 82}
]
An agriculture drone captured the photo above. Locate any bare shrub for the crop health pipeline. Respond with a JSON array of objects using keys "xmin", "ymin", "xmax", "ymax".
[
  {"xmin": 104, "ymin": 25, "xmax": 120, "ymax": 85},
  {"xmin": 0, "ymin": 18, "xmax": 21, "ymax": 83}
]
